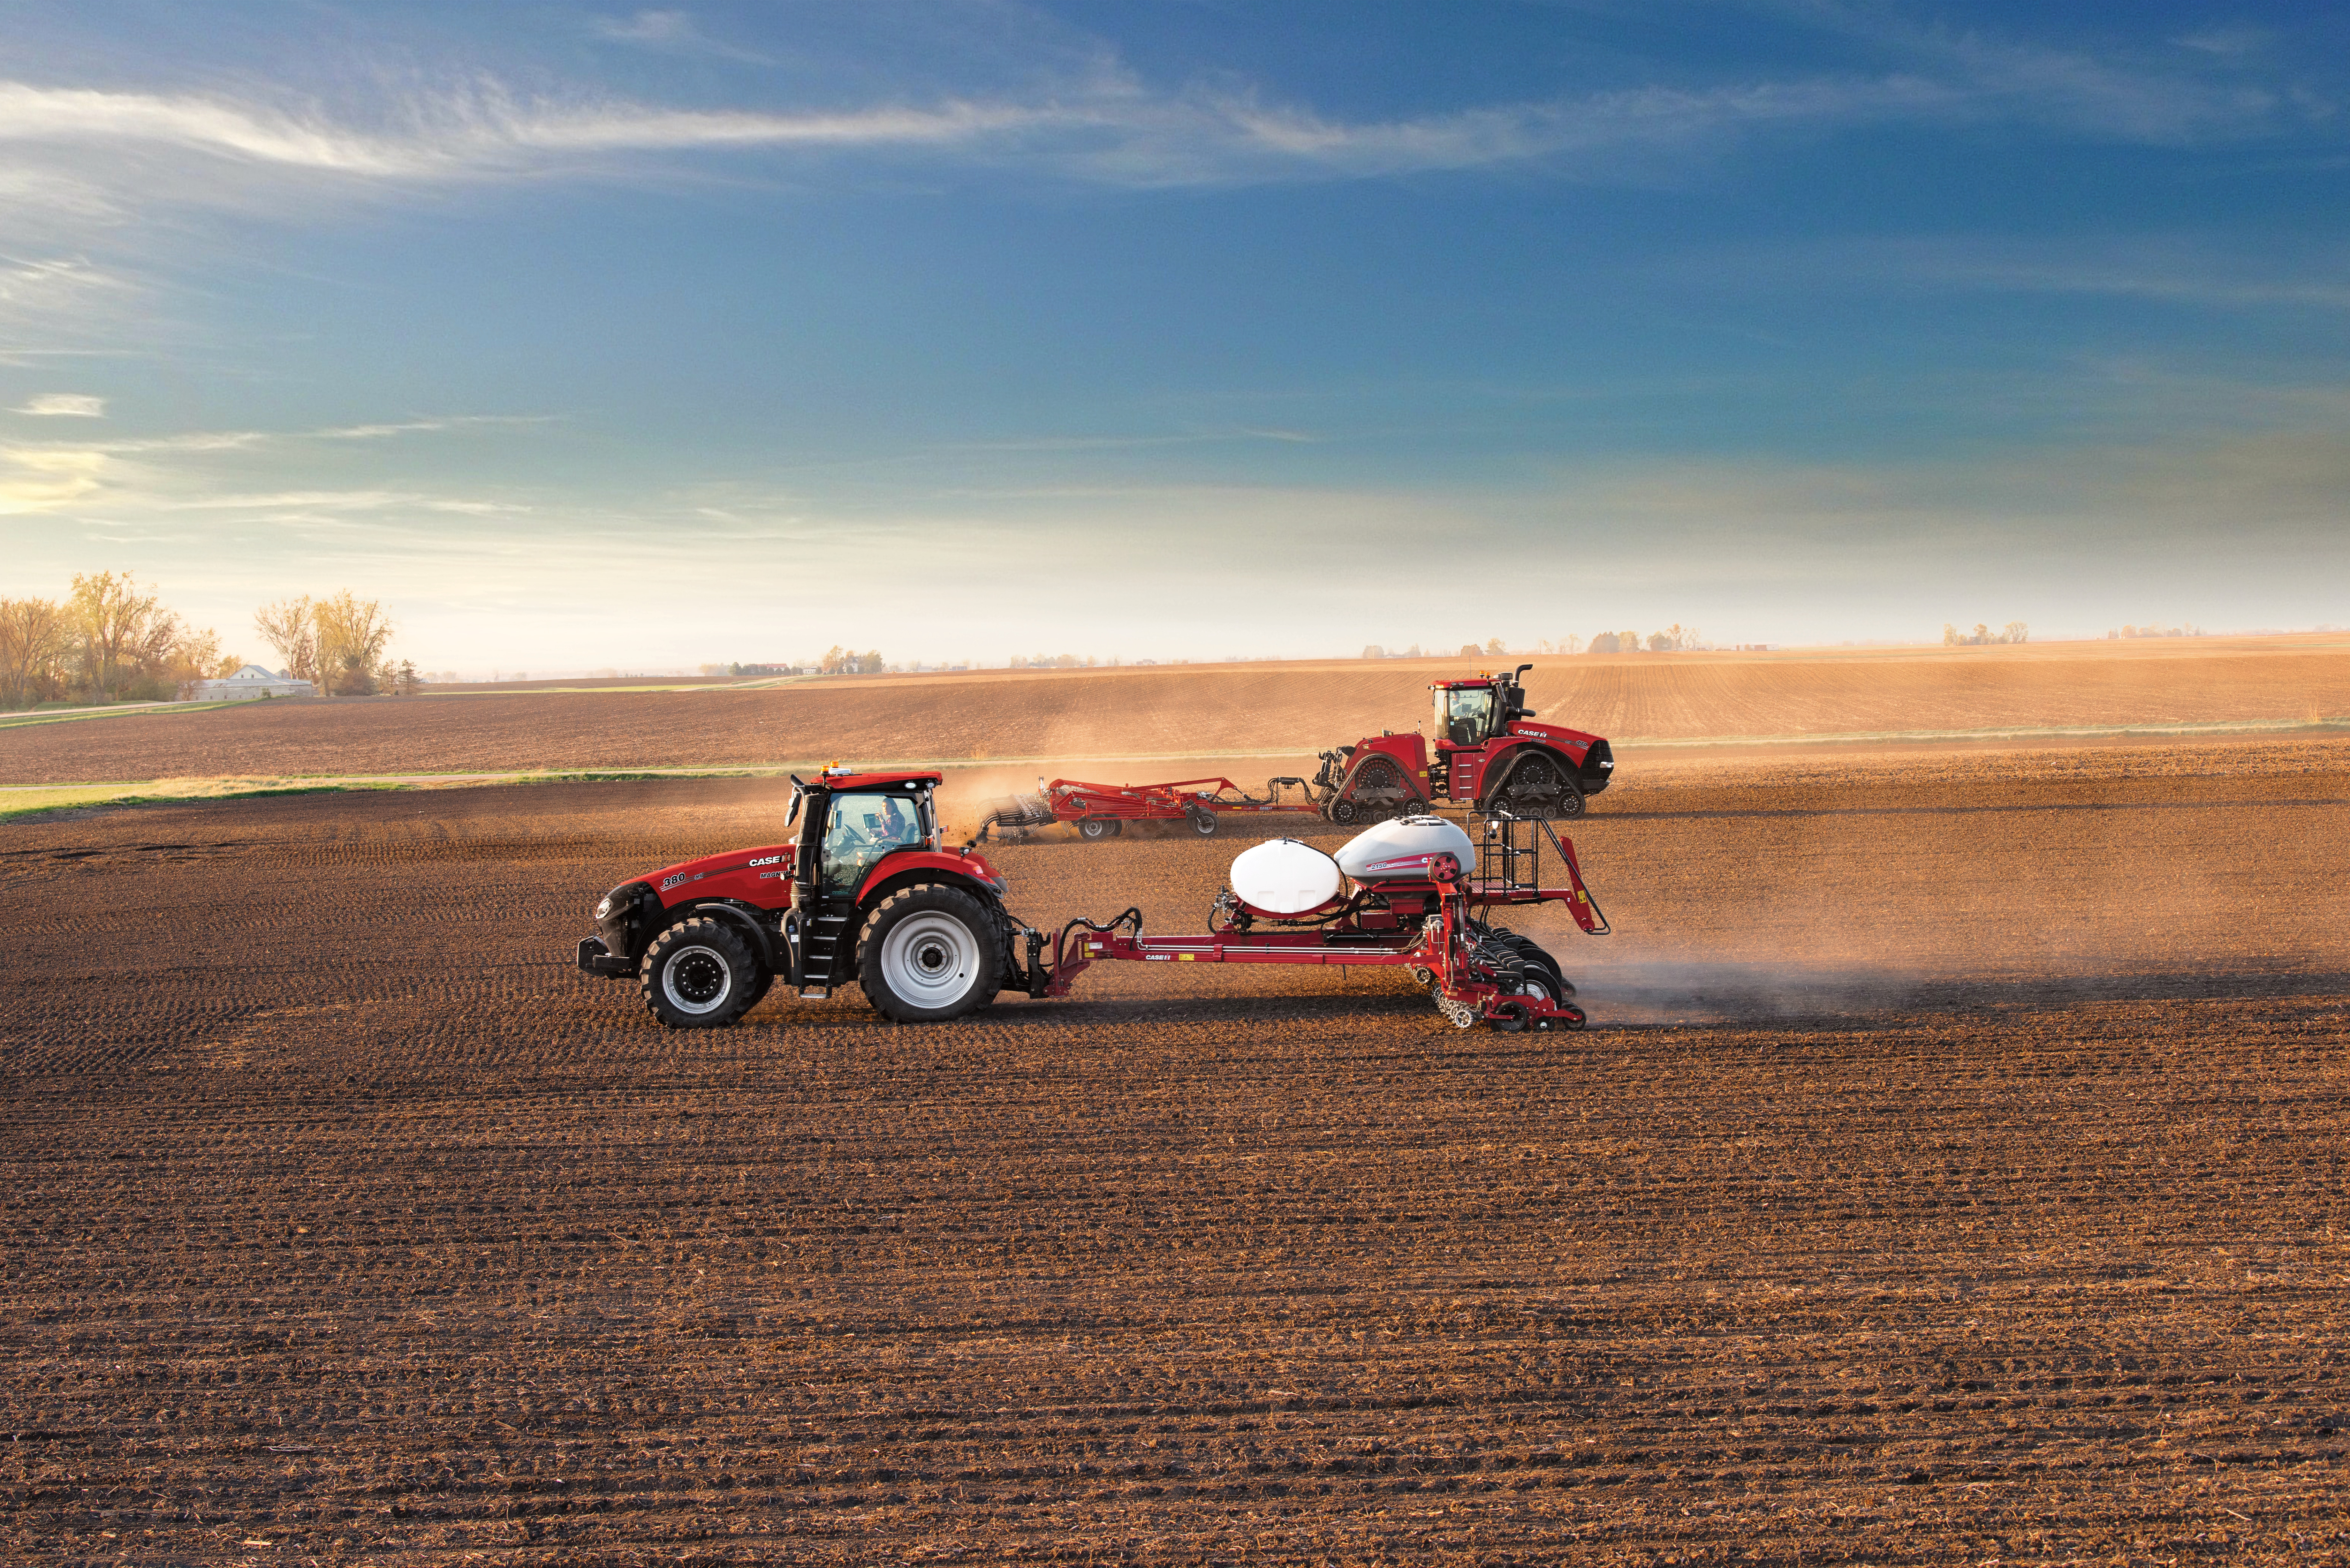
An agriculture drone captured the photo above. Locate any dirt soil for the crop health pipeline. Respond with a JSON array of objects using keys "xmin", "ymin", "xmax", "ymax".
[
  {"xmin": 4, "ymin": 638, "xmax": 2346, "ymax": 787},
  {"xmin": 2, "ymin": 743, "xmax": 2346, "ymax": 1564}
]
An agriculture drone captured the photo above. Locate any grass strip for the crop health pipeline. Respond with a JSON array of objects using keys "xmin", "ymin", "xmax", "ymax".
[{"xmin": 0, "ymin": 700, "xmax": 254, "ymax": 732}]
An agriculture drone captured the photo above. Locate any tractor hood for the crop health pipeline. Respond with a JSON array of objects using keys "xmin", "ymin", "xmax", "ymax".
[
  {"xmin": 1507, "ymin": 718, "xmax": 1606, "ymax": 756},
  {"xmin": 640, "ymin": 841, "xmax": 798, "ymax": 901}
]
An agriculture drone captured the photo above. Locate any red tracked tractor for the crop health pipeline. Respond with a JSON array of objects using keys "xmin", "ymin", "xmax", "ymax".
[
  {"xmin": 1315, "ymin": 664, "xmax": 1613, "ymax": 824},
  {"xmin": 576, "ymin": 765, "xmax": 1610, "ymax": 1033}
]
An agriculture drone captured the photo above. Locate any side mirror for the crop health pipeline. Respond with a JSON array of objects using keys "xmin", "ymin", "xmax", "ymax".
[{"xmin": 785, "ymin": 775, "xmax": 806, "ymax": 827}]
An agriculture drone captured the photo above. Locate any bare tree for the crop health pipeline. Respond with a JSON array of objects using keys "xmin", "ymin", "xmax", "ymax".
[
  {"xmin": 312, "ymin": 592, "xmax": 395, "ymax": 695},
  {"xmin": 2003, "ymin": 621, "xmax": 2029, "ymax": 644},
  {"xmin": 70, "ymin": 571, "xmax": 178, "ymax": 701},
  {"xmin": 164, "ymin": 627, "xmax": 239, "ymax": 697},
  {"xmin": 254, "ymin": 596, "xmax": 317, "ymax": 685},
  {"xmin": 0, "ymin": 597, "xmax": 70, "ymax": 708}
]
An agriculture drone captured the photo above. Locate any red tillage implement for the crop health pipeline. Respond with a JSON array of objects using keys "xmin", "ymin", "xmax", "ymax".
[{"xmin": 1031, "ymin": 775, "xmax": 1318, "ymax": 840}]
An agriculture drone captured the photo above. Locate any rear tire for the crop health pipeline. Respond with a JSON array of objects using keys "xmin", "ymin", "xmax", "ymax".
[
  {"xmin": 640, "ymin": 917, "xmax": 762, "ymax": 1029},
  {"xmin": 857, "ymin": 884, "xmax": 1004, "ymax": 1022}
]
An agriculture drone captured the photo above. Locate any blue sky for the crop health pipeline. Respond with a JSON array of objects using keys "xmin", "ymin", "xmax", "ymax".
[{"xmin": 1, "ymin": 0, "xmax": 2345, "ymax": 669}]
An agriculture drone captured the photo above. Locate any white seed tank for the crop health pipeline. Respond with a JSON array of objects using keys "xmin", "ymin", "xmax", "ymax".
[
  {"xmin": 1228, "ymin": 837, "xmax": 1345, "ymax": 915},
  {"xmin": 1334, "ymin": 815, "xmax": 1477, "ymax": 881}
]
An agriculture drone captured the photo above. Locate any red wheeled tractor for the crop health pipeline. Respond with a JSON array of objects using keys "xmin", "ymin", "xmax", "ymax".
[
  {"xmin": 576, "ymin": 766, "xmax": 1610, "ymax": 1032},
  {"xmin": 1315, "ymin": 664, "xmax": 1613, "ymax": 824}
]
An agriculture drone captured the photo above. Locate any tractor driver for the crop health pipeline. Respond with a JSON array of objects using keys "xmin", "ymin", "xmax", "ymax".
[{"xmin": 821, "ymin": 792, "xmax": 925, "ymax": 893}]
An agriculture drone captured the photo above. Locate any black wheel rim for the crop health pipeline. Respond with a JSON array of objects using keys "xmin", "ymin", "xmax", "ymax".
[{"xmin": 678, "ymin": 955, "xmax": 723, "ymax": 1000}]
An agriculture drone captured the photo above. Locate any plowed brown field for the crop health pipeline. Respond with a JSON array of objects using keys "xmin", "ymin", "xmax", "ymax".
[
  {"xmin": 5, "ymin": 637, "xmax": 2347, "ymax": 787},
  {"xmin": 4, "ymin": 740, "xmax": 2347, "ymax": 1563}
]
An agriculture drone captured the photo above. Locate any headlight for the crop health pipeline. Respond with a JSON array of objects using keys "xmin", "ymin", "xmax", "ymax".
[{"xmin": 595, "ymin": 895, "xmax": 613, "ymax": 920}]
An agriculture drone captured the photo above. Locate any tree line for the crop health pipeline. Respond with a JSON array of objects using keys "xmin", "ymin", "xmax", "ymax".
[
  {"xmin": 254, "ymin": 592, "xmax": 410, "ymax": 695},
  {"xmin": 0, "ymin": 572, "xmax": 241, "ymax": 708},
  {"xmin": 1944, "ymin": 622, "xmax": 2029, "ymax": 646},
  {"xmin": 1588, "ymin": 625, "xmax": 1703, "ymax": 653},
  {"xmin": 0, "ymin": 575, "xmax": 413, "ymax": 710}
]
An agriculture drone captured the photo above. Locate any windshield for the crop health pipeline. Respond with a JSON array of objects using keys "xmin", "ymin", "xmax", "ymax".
[
  {"xmin": 820, "ymin": 790, "xmax": 928, "ymax": 893},
  {"xmin": 1438, "ymin": 687, "xmax": 1496, "ymax": 747}
]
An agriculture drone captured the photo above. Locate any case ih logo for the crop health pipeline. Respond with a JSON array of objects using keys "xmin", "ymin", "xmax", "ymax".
[{"xmin": 747, "ymin": 855, "xmax": 784, "ymax": 867}]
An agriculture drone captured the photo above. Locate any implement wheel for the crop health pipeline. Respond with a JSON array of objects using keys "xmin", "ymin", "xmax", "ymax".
[
  {"xmin": 858, "ymin": 883, "xmax": 1004, "ymax": 1023},
  {"xmin": 1498, "ymin": 934, "xmax": 1573, "ymax": 998},
  {"xmin": 1188, "ymin": 806, "xmax": 1218, "ymax": 836},
  {"xmin": 1078, "ymin": 817, "xmax": 1121, "ymax": 841}
]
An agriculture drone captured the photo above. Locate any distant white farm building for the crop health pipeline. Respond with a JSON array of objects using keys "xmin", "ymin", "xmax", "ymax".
[{"xmin": 189, "ymin": 664, "xmax": 314, "ymax": 700}]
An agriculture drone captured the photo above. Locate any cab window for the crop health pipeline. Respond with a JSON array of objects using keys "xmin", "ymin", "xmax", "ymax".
[
  {"xmin": 1439, "ymin": 688, "xmax": 1495, "ymax": 747},
  {"xmin": 820, "ymin": 791, "xmax": 927, "ymax": 893}
]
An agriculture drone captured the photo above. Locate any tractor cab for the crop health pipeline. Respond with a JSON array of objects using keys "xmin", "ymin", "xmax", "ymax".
[
  {"xmin": 1430, "ymin": 667, "xmax": 1534, "ymax": 748},
  {"xmin": 794, "ymin": 769, "xmax": 939, "ymax": 897},
  {"xmin": 1434, "ymin": 683, "xmax": 1497, "ymax": 746}
]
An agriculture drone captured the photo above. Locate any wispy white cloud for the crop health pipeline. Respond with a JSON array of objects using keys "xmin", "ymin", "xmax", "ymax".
[
  {"xmin": 0, "ymin": 445, "xmax": 105, "ymax": 511},
  {"xmin": 591, "ymin": 9, "xmax": 774, "ymax": 66},
  {"xmin": 11, "ymin": 391, "xmax": 105, "ymax": 416},
  {"xmin": 0, "ymin": 79, "xmax": 1040, "ymax": 181},
  {"xmin": 0, "ymin": 252, "xmax": 145, "ymax": 343},
  {"xmin": 1823, "ymin": 237, "xmax": 2350, "ymax": 313},
  {"xmin": 0, "ymin": 12, "xmax": 2317, "ymax": 224},
  {"xmin": 2172, "ymin": 27, "xmax": 2274, "ymax": 61},
  {"xmin": 0, "ymin": 411, "xmax": 551, "ymax": 513},
  {"xmin": 166, "ymin": 487, "xmax": 529, "ymax": 514}
]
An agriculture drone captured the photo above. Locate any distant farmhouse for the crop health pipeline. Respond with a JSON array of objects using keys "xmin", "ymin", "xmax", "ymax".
[{"xmin": 189, "ymin": 664, "xmax": 315, "ymax": 701}]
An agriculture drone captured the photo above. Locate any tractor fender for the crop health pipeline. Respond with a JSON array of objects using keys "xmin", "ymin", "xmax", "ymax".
[
  {"xmin": 1338, "ymin": 735, "xmax": 1425, "ymax": 791},
  {"xmin": 668, "ymin": 900, "xmax": 779, "ymax": 973},
  {"xmin": 854, "ymin": 863, "xmax": 1005, "ymax": 908},
  {"xmin": 854, "ymin": 850, "xmax": 1006, "ymax": 906},
  {"xmin": 1481, "ymin": 743, "xmax": 1579, "ymax": 807}
]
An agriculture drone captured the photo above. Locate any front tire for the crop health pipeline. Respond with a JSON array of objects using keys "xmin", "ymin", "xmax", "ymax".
[
  {"xmin": 640, "ymin": 917, "xmax": 762, "ymax": 1029},
  {"xmin": 858, "ymin": 884, "xmax": 1004, "ymax": 1022}
]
